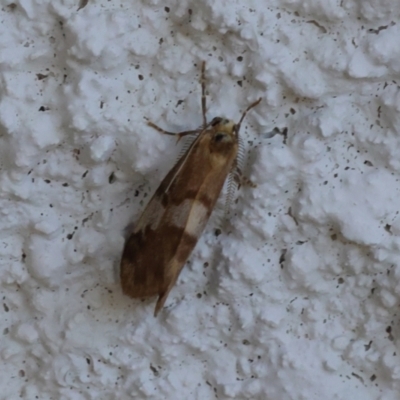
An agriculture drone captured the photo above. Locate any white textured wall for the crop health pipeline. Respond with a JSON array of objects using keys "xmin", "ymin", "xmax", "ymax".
[{"xmin": 1, "ymin": 0, "xmax": 400, "ymax": 399}]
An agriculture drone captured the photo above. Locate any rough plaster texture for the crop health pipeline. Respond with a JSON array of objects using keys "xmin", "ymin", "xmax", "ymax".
[{"xmin": 1, "ymin": 1, "xmax": 400, "ymax": 399}]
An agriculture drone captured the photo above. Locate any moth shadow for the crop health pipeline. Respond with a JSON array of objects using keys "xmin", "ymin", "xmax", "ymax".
[{"xmin": 122, "ymin": 221, "xmax": 135, "ymax": 240}]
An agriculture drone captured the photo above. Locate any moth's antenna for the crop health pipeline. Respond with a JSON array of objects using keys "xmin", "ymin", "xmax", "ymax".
[
  {"xmin": 236, "ymin": 98, "xmax": 262, "ymax": 133},
  {"xmin": 201, "ymin": 61, "xmax": 207, "ymax": 129}
]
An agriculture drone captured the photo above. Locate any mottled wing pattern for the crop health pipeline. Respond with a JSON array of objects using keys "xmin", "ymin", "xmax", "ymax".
[{"xmin": 120, "ymin": 131, "xmax": 237, "ymax": 315}]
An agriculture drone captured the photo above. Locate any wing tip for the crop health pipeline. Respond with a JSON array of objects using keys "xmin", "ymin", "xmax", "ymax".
[{"xmin": 153, "ymin": 284, "xmax": 175, "ymax": 317}]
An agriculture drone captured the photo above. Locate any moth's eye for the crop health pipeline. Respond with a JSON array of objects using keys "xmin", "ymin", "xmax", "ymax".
[
  {"xmin": 211, "ymin": 117, "xmax": 222, "ymax": 126},
  {"xmin": 214, "ymin": 132, "xmax": 226, "ymax": 142}
]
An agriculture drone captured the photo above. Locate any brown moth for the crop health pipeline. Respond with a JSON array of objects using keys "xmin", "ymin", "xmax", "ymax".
[{"xmin": 120, "ymin": 62, "xmax": 261, "ymax": 316}]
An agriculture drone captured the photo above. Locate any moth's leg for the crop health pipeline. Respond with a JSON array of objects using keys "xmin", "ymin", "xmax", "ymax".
[
  {"xmin": 145, "ymin": 119, "xmax": 201, "ymax": 138},
  {"xmin": 201, "ymin": 61, "xmax": 207, "ymax": 129},
  {"xmin": 145, "ymin": 119, "xmax": 178, "ymax": 136},
  {"xmin": 233, "ymin": 165, "xmax": 257, "ymax": 189}
]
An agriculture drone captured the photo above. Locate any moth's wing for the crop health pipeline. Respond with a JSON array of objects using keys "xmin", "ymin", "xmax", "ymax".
[
  {"xmin": 120, "ymin": 177, "xmax": 196, "ymax": 303},
  {"xmin": 149, "ymin": 156, "xmax": 235, "ymax": 314},
  {"xmin": 120, "ymin": 230, "xmax": 162, "ymax": 299},
  {"xmin": 152, "ymin": 228, "xmax": 200, "ymax": 316},
  {"xmin": 151, "ymin": 139, "xmax": 239, "ymax": 312},
  {"xmin": 121, "ymin": 129, "xmax": 237, "ymax": 314},
  {"xmin": 153, "ymin": 274, "xmax": 178, "ymax": 317}
]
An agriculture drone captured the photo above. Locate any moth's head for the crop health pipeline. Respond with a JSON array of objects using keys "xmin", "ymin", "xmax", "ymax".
[
  {"xmin": 209, "ymin": 117, "xmax": 238, "ymax": 145},
  {"xmin": 203, "ymin": 98, "xmax": 261, "ymax": 161},
  {"xmin": 204, "ymin": 117, "xmax": 239, "ymax": 165}
]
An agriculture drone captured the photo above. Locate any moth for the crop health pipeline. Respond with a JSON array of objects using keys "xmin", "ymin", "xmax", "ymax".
[{"xmin": 120, "ymin": 61, "xmax": 261, "ymax": 316}]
